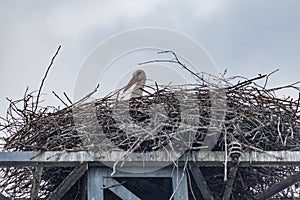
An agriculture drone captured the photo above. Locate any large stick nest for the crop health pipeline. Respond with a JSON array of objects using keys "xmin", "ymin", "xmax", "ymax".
[
  {"xmin": 0, "ymin": 47, "xmax": 299, "ymax": 199},
  {"xmin": 0, "ymin": 73, "xmax": 299, "ymax": 199}
]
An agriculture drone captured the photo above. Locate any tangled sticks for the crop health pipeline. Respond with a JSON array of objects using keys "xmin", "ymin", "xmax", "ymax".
[
  {"xmin": 0, "ymin": 71, "xmax": 299, "ymax": 198},
  {"xmin": 95, "ymin": 91, "xmax": 181, "ymax": 152}
]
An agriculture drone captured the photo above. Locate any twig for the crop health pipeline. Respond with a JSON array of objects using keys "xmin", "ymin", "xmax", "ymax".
[
  {"xmin": 101, "ymin": 180, "xmax": 127, "ymax": 189},
  {"xmin": 52, "ymin": 91, "xmax": 68, "ymax": 107},
  {"xmin": 63, "ymin": 92, "xmax": 73, "ymax": 105},
  {"xmin": 139, "ymin": 50, "xmax": 206, "ymax": 83},
  {"xmin": 34, "ymin": 45, "xmax": 61, "ymax": 113},
  {"xmin": 263, "ymin": 69, "xmax": 279, "ymax": 89}
]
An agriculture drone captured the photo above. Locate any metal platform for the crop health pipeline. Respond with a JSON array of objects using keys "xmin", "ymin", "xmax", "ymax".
[
  {"xmin": 0, "ymin": 151, "xmax": 299, "ymax": 200},
  {"xmin": 0, "ymin": 150, "xmax": 300, "ymax": 167}
]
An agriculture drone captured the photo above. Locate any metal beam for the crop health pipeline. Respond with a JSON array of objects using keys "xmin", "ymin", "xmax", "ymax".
[
  {"xmin": 171, "ymin": 166, "xmax": 188, "ymax": 200},
  {"xmin": 47, "ymin": 163, "xmax": 88, "ymax": 200},
  {"xmin": 0, "ymin": 151, "xmax": 300, "ymax": 167},
  {"xmin": 188, "ymin": 163, "xmax": 213, "ymax": 200},
  {"xmin": 30, "ymin": 166, "xmax": 43, "ymax": 200},
  {"xmin": 254, "ymin": 172, "xmax": 300, "ymax": 200},
  {"xmin": 222, "ymin": 164, "xmax": 239, "ymax": 200},
  {"xmin": 103, "ymin": 178, "xmax": 141, "ymax": 200},
  {"xmin": 88, "ymin": 166, "xmax": 188, "ymax": 200},
  {"xmin": 87, "ymin": 167, "xmax": 103, "ymax": 200}
]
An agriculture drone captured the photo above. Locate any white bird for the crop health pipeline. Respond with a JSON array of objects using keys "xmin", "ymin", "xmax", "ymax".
[
  {"xmin": 123, "ymin": 69, "xmax": 147, "ymax": 98},
  {"xmin": 95, "ymin": 69, "xmax": 182, "ymax": 151},
  {"xmin": 123, "ymin": 69, "xmax": 150, "ymax": 123},
  {"xmin": 123, "ymin": 69, "xmax": 181, "ymax": 127}
]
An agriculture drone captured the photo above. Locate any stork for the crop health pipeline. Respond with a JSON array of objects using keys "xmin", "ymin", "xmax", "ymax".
[
  {"xmin": 124, "ymin": 69, "xmax": 181, "ymax": 132},
  {"xmin": 123, "ymin": 69, "xmax": 151, "ymax": 124},
  {"xmin": 123, "ymin": 69, "xmax": 146, "ymax": 99},
  {"xmin": 96, "ymin": 69, "xmax": 181, "ymax": 151}
]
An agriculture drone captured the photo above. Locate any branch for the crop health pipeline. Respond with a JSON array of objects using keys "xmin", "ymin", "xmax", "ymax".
[
  {"xmin": 139, "ymin": 50, "xmax": 207, "ymax": 84},
  {"xmin": 34, "ymin": 45, "xmax": 61, "ymax": 113}
]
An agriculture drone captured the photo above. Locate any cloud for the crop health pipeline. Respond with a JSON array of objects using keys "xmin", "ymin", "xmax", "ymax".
[
  {"xmin": 0, "ymin": 0, "xmax": 168, "ymax": 116},
  {"xmin": 39, "ymin": 0, "xmax": 162, "ymax": 39}
]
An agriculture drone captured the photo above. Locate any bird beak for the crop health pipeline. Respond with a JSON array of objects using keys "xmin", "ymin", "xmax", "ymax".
[{"xmin": 123, "ymin": 75, "xmax": 137, "ymax": 92}]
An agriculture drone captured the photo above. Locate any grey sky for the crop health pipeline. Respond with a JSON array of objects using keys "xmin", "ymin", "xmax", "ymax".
[{"xmin": 1, "ymin": 0, "xmax": 300, "ymax": 117}]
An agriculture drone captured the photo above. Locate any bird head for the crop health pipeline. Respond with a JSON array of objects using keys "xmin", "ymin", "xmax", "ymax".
[{"xmin": 123, "ymin": 69, "xmax": 146, "ymax": 93}]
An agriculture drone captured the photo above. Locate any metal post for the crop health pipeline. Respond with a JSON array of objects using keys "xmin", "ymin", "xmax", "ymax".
[
  {"xmin": 87, "ymin": 167, "xmax": 104, "ymax": 200},
  {"xmin": 172, "ymin": 167, "xmax": 189, "ymax": 200}
]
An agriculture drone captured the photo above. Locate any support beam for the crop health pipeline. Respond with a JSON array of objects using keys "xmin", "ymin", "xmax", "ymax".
[
  {"xmin": 48, "ymin": 163, "xmax": 88, "ymax": 200},
  {"xmin": 222, "ymin": 164, "xmax": 239, "ymax": 200},
  {"xmin": 88, "ymin": 166, "xmax": 188, "ymax": 200},
  {"xmin": 87, "ymin": 167, "xmax": 104, "ymax": 199},
  {"xmin": 103, "ymin": 178, "xmax": 141, "ymax": 200},
  {"xmin": 254, "ymin": 172, "xmax": 300, "ymax": 200},
  {"xmin": 171, "ymin": 167, "xmax": 189, "ymax": 200},
  {"xmin": 0, "ymin": 151, "xmax": 300, "ymax": 167},
  {"xmin": 30, "ymin": 166, "xmax": 43, "ymax": 200},
  {"xmin": 188, "ymin": 163, "xmax": 213, "ymax": 200}
]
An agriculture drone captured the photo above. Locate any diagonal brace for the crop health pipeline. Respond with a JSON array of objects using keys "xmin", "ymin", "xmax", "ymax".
[
  {"xmin": 188, "ymin": 162, "xmax": 214, "ymax": 200},
  {"xmin": 254, "ymin": 171, "xmax": 300, "ymax": 200},
  {"xmin": 47, "ymin": 163, "xmax": 88, "ymax": 200}
]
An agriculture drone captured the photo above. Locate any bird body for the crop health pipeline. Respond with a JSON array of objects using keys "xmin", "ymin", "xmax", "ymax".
[{"xmin": 123, "ymin": 70, "xmax": 150, "ymax": 124}]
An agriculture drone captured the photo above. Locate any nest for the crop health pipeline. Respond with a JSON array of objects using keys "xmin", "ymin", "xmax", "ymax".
[
  {"xmin": 0, "ymin": 48, "xmax": 300, "ymax": 199},
  {"xmin": 0, "ymin": 73, "xmax": 299, "ymax": 199}
]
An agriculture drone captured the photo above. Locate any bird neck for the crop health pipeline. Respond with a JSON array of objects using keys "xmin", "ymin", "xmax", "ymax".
[{"xmin": 130, "ymin": 79, "xmax": 145, "ymax": 98}]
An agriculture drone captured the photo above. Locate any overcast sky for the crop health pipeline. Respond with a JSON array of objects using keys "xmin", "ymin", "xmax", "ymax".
[{"xmin": 1, "ymin": 0, "xmax": 300, "ymax": 117}]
